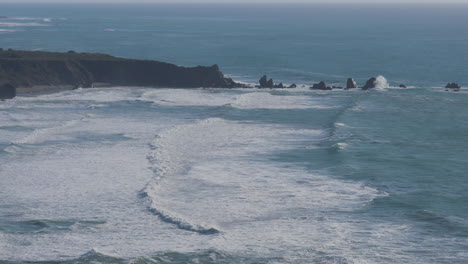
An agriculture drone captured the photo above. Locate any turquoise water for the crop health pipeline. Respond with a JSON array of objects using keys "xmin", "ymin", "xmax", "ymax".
[{"xmin": 1, "ymin": 4, "xmax": 468, "ymax": 264}]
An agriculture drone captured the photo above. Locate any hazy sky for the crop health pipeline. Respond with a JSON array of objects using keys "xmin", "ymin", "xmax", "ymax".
[{"xmin": 0, "ymin": 0, "xmax": 467, "ymax": 3}]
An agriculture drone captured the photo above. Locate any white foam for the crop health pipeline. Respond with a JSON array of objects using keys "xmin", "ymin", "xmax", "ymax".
[
  {"xmin": 232, "ymin": 92, "xmax": 335, "ymax": 109},
  {"xmin": 374, "ymin": 75, "xmax": 390, "ymax": 89},
  {"xmin": 18, "ymin": 87, "xmax": 140, "ymax": 103},
  {"xmin": 0, "ymin": 22, "xmax": 47, "ymax": 27},
  {"xmin": 142, "ymin": 89, "xmax": 336, "ymax": 109},
  {"xmin": 141, "ymin": 89, "xmax": 235, "ymax": 106},
  {"xmin": 12, "ymin": 118, "xmax": 85, "ymax": 145},
  {"xmin": 139, "ymin": 116, "xmax": 396, "ymax": 262},
  {"xmin": 144, "ymin": 117, "xmax": 380, "ymax": 239},
  {"xmin": 1, "ymin": 87, "xmax": 457, "ymax": 263}
]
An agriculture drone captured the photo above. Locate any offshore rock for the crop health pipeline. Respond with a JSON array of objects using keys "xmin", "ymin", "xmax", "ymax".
[
  {"xmin": 399, "ymin": 84, "xmax": 407, "ymax": 88},
  {"xmin": 346, "ymin": 78, "xmax": 357, "ymax": 89},
  {"xmin": 266, "ymin": 79, "xmax": 274, "ymax": 88},
  {"xmin": 445, "ymin": 83, "xmax": 461, "ymax": 89},
  {"xmin": 311, "ymin": 81, "xmax": 331, "ymax": 90},
  {"xmin": 288, "ymin": 84, "xmax": 297, "ymax": 88},
  {"xmin": 274, "ymin": 83, "xmax": 284, "ymax": 88},
  {"xmin": 259, "ymin": 75, "xmax": 268, "ymax": 88},
  {"xmin": 362, "ymin": 77, "xmax": 377, "ymax": 90},
  {"xmin": 0, "ymin": 83, "xmax": 16, "ymax": 99}
]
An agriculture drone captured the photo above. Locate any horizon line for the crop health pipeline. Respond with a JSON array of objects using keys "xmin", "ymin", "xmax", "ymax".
[{"xmin": 1, "ymin": 1, "xmax": 468, "ymax": 4}]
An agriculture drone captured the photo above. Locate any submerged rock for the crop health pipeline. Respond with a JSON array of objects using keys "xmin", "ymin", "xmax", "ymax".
[
  {"xmin": 311, "ymin": 81, "xmax": 331, "ymax": 90},
  {"xmin": 346, "ymin": 78, "xmax": 357, "ymax": 89},
  {"xmin": 273, "ymin": 83, "xmax": 284, "ymax": 88},
  {"xmin": 399, "ymin": 84, "xmax": 407, "ymax": 88},
  {"xmin": 0, "ymin": 83, "xmax": 16, "ymax": 99},
  {"xmin": 288, "ymin": 84, "xmax": 297, "ymax": 88},
  {"xmin": 362, "ymin": 77, "xmax": 377, "ymax": 90}
]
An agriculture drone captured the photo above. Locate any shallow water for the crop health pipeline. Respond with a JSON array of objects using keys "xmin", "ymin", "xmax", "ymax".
[{"xmin": 0, "ymin": 87, "xmax": 467, "ymax": 263}]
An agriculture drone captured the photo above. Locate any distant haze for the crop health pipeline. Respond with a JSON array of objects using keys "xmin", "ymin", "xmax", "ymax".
[{"xmin": 0, "ymin": 0, "xmax": 468, "ymax": 3}]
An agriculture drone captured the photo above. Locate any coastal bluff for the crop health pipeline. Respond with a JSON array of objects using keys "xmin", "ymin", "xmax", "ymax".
[{"xmin": 0, "ymin": 49, "xmax": 240, "ymax": 98}]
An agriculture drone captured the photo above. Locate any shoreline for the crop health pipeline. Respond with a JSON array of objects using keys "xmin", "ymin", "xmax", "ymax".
[{"xmin": 1, "ymin": 49, "xmax": 463, "ymax": 100}]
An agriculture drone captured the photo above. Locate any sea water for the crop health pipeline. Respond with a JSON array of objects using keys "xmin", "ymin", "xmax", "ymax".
[{"xmin": 0, "ymin": 4, "xmax": 467, "ymax": 264}]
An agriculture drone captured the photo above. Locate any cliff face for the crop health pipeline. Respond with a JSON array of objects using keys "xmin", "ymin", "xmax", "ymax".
[{"xmin": 0, "ymin": 49, "xmax": 239, "ymax": 97}]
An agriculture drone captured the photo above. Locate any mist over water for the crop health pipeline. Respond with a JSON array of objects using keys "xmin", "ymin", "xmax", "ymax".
[{"xmin": 1, "ymin": 3, "xmax": 468, "ymax": 264}]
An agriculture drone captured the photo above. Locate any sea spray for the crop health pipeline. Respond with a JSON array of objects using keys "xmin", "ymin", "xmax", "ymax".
[{"xmin": 374, "ymin": 75, "xmax": 390, "ymax": 89}]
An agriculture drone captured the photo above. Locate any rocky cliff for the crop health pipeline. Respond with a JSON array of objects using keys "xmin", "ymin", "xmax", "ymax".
[{"xmin": 0, "ymin": 49, "xmax": 240, "ymax": 97}]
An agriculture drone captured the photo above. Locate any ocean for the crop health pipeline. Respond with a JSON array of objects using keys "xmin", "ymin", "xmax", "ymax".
[{"xmin": 0, "ymin": 3, "xmax": 467, "ymax": 264}]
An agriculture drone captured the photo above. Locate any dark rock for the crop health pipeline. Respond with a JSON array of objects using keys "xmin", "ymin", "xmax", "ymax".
[
  {"xmin": 0, "ymin": 49, "xmax": 240, "ymax": 91},
  {"xmin": 311, "ymin": 81, "xmax": 331, "ymax": 90},
  {"xmin": 0, "ymin": 83, "xmax": 16, "ymax": 99},
  {"xmin": 274, "ymin": 83, "xmax": 284, "ymax": 88},
  {"xmin": 362, "ymin": 77, "xmax": 377, "ymax": 90},
  {"xmin": 346, "ymin": 78, "xmax": 357, "ymax": 89},
  {"xmin": 445, "ymin": 83, "xmax": 461, "ymax": 89},
  {"xmin": 399, "ymin": 84, "xmax": 407, "ymax": 88},
  {"xmin": 332, "ymin": 86, "xmax": 343, "ymax": 89},
  {"xmin": 266, "ymin": 79, "xmax": 274, "ymax": 88},
  {"xmin": 259, "ymin": 75, "xmax": 268, "ymax": 88},
  {"xmin": 288, "ymin": 84, "xmax": 297, "ymax": 88}
]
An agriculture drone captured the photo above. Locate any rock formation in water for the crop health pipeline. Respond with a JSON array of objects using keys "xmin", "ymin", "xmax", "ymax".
[
  {"xmin": 288, "ymin": 84, "xmax": 297, "ymax": 88},
  {"xmin": 0, "ymin": 49, "xmax": 242, "ymax": 98},
  {"xmin": 311, "ymin": 81, "xmax": 331, "ymax": 90},
  {"xmin": 266, "ymin": 79, "xmax": 274, "ymax": 88},
  {"xmin": 346, "ymin": 78, "xmax": 357, "ymax": 89},
  {"xmin": 0, "ymin": 83, "xmax": 15, "ymax": 99},
  {"xmin": 362, "ymin": 77, "xmax": 377, "ymax": 90},
  {"xmin": 259, "ymin": 75, "xmax": 268, "ymax": 88},
  {"xmin": 445, "ymin": 83, "xmax": 461, "ymax": 89},
  {"xmin": 258, "ymin": 75, "xmax": 274, "ymax": 88},
  {"xmin": 399, "ymin": 84, "xmax": 407, "ymax": 88}
]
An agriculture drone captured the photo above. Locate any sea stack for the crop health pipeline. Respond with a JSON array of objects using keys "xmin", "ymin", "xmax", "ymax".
[
  {"xmin": 362, "ymin": 77, "xmax": 377, "ymax": 90},
  {"xmin": 445, "ymin": 83, "xmax": 461, "ymax": 90},
  {"xmin": 0, "ymin": 83, "xmax": 16, "ymax": 99},
  {"xmin": 346, "ymin": 78, "xmax": 357, "ymax": 89},
  {"xmin": 311, "ymin": 81, "xmax": 331, "ymax": 90},
  {"xmin": 259, "ymin": 75, "xmax": 274, "ymax": 88},
  {"xmin": 266, "ymin": 79, "xmax": 274, "ymax": 88},
  {"xmin": 259, "ymin": 75, "xmax": 268, "ymax": 88}
]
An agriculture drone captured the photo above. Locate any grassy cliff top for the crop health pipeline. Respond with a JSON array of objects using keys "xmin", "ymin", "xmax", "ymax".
[{"xmin": 0, "ymin": 49, "xmax": 146, "ymax": 62}]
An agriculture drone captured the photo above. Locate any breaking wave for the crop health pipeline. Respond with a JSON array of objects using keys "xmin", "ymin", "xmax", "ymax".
[{"xmin": 374, "ymin": 75, "xmax": 390, "ymax": 89}]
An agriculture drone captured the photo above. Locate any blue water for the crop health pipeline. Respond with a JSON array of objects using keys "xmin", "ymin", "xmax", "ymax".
[{"xmin": 0, "ymin": 4, "xmax": 467, "ymax": 264}]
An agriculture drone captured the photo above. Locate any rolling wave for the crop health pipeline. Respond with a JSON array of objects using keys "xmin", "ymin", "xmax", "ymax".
[{"xmin": 140, "ymin": 184, "xmax": 221, "ymax": 235}]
